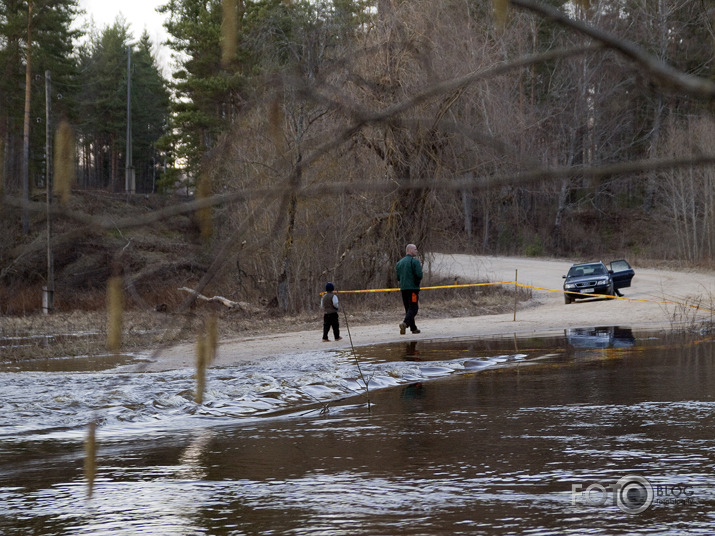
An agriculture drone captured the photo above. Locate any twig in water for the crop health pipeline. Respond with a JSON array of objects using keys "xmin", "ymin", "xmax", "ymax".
[
  {"xmin": 342, "ymin": 305, "xmax": 371, "ymax": 411},
  {"xmin": 84, "ymin": 419, "xmax": 97, "ymax": 499}
]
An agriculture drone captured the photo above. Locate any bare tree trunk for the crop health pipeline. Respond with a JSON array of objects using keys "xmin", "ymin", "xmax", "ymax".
[
  {"xmin": 687, "ymin": 168, "xmax": 698, "ymax": 261},
  {"xmin": 277, "ymin": 174, "xmax": 298, "ymax": 311},
  {"xmin": 1, "ymin": 125, "xmax": 8, "ymax": 194},
  {"xmin": 94, "ymin": 141, "xmax": 102, "ymax": 188},
  {"xmin": 552, "ymin": 178, "xmax": 570, "ymax": 248},
  {"xmin": 481, "ymin": 193, "xmax": 490, "ymax": 252},
  {"xmin": 82, "ymin": 142, "xmax": 90, "ymax": 188},
  {"xmin": 111, "ymin": 135, "xmax": 119, "ymax": 192},
  {"xmin": 277, "ymin": 98, "xmax": 306, "ymax": 312},
  {"xmin": 642, "ymin": 94, "xmax": 665, "ymax": 213},
  {"xmin": 22, "ymin": 1, "xmax": 33, "ymax": 234},
  {"xmin": 462, "ymin": 190, "xmax": 473, "ymax": 238}
]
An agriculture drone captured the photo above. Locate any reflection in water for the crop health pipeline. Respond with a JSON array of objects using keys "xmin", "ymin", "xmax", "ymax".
[
  {"xmin": 399, "ymin": 382, "xmax": 424, "ymax": 400},
  {"xmin": 566, "ymin": 326, "xmax": 636, "ymax": 349},
  {"xmin": 403, "ymin": 341, "xmax": 421, "ymax": 360},
  {"xmin": 176, "ymin": 430, "xmax": 214, "ymax": 480},
  {"xmin": 0, "ymin": 328, "xmax": 713, "ymax": 535}
]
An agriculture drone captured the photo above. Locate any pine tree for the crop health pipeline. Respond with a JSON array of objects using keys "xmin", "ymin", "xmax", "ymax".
[
  {"xmin": 76, "ymin": 21, "xmax": 170, "ymax": 192},
  {"xmin": 129, "ymin": 32, "xmax": 170, "ymax": 193},
  {"xmin": 0, "ymin": 0, "xmax": 80, "ymax": 194},
  {"xmin": 159, "ymin": 0, "xmax": 233, "ymax": 181}
]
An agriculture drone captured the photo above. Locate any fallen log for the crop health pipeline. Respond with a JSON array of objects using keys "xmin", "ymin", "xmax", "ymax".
[{"xmin": 178, "ymin": 287, "xmax": 258, "ymax": 312}]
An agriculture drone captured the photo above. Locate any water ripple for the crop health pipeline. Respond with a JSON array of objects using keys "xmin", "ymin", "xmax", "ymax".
[{"xmin": 0, "ymin": 350, "xmax": 527, "ymax": 442}]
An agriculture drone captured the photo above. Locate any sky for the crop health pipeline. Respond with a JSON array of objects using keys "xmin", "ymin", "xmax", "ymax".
[{"xmin": 76, "ymin": 0, "xmax": 172, "ymax": 74}]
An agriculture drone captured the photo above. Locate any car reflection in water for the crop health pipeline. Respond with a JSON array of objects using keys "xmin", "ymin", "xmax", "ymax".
[{"xmin": 566, "ymin": 326, "xmax": 636, "ymax": 349}]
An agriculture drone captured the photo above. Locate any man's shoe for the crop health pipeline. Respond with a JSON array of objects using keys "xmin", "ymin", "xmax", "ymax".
[
  {"xmin": 399, "ymin": 322, "xmax": 406, "ymax": 335},
  {"xmin": 322, "ymin": 338, "xmax": 330, "ymax": 342},
  {"xmin": 411, "ymin": 329, "xmax": 421, "ymax": 334},
  {"xmin": 335, "ymin": 337, "xmax": 343, "ymax": 341}
]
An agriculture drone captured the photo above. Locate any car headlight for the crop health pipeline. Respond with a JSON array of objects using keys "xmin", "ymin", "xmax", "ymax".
[
  {"xmin": 596, "ymin": 278, "xmax": 608, "ymax": 285},
  {"xmin": 564, "ymin": 283, "xmax": 576, "ymax": 289}
]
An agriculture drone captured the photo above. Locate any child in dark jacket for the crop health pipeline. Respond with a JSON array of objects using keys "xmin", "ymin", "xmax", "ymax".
[{"xmin": 321, "ymin": 282, "xmax": 342, "ymax": 342}]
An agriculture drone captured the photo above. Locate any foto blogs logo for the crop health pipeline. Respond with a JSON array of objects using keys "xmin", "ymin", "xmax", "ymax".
[{"xmin": 571, "ymin": 475, "xmax": 696, "ymax": 514}]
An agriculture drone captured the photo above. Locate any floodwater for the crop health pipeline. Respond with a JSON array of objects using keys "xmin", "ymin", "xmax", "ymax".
[{"xmin": 1, "ymin": 326, "xmax": 713, "ymax": 535}]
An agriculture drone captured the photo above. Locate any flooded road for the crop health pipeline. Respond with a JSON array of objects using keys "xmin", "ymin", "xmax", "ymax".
[{"xmin": 1, "ymin": 327, "xmax": 714, "ymax": 535}]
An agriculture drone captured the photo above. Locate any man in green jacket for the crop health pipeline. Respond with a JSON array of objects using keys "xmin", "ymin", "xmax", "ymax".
[{"xmin": 395, "ymin": 243, "xmax": 423, "ymax": 335}]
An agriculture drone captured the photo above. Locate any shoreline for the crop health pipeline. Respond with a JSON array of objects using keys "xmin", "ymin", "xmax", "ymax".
[
  {"xmin": 3, "ymin": 254, "xmax": 712, "ymax": 371},
  {"xmin": 144, "ymin": 254, "xmax": 714, "ymax": 372}
]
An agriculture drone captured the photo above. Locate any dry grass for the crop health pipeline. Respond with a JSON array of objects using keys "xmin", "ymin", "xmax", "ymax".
[
  {"xmin": 0, "ymin": 309, "xmax": 184, "ymax": 362},
  {"xmin": 658, "ymin": 290, "xmax": 715, "ymax": 334}
]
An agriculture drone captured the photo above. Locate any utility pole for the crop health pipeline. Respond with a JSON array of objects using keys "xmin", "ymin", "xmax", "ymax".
[
  {"xmin": 43, "ymin": 70, "xmax": 54, "ymax": 314},
  {"xmin": 125, "ymin": 46, "xmax": 135, "ymax": 194}
]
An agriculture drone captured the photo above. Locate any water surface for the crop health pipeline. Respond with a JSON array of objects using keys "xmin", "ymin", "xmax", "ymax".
[{"xmin": 1, "ymin": 327, "xmax": 713, "ymax": 535}]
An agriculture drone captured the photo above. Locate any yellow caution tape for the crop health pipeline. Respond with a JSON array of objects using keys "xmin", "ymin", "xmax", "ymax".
[
  {"xmin": 322, "ymin": 281, "xmax": 714, "ymax": 314},
  {"xmin": 325, "ymin": 281, "xmax": 513, "ymax": 295}
]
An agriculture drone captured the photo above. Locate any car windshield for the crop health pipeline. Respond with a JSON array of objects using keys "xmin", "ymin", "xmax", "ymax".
[{"xmin": 569, "ymin": 264, "xmax": 606, "ymax": 277}]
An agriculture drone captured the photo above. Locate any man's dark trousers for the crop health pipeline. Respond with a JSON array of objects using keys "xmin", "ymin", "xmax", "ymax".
[{"xmin": 401, "ymin": 289, "xmax": 419, "ymax": 331}]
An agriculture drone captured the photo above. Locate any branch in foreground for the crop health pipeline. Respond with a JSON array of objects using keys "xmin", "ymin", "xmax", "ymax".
[
  {"xmin": 4, "ymin": 153, "xmax": 715, "ymax": 234},
  {"xmin": 510, "ymin": 0, "xmax": 715, "ymax": 98}
]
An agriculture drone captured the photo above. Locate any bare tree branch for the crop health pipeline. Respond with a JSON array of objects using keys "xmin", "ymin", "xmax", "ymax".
[
  {"xmin": 510, "ymin": 0, "xmax": 715, "ymax": 98},
  {"xmin": 5, "ymin": 154, "xmax": 715, "ymax": 239}
]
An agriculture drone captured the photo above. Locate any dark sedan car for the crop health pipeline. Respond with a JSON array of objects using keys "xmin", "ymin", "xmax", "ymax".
[{"xmin": 562, "ymin": 260, "xmax": 634, "ymax": 304}]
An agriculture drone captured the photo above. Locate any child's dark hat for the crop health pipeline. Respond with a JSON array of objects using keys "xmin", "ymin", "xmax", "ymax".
[{"xmin": 325, "ymin": 282, "xmax": 335, "ymax": 292}]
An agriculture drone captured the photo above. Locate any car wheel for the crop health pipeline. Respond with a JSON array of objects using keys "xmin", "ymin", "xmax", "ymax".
[
  {"xmin": 607, "ymin": 283, "xmax": 615, "ymax": 299},
  {"xmin": 564, "ymin": 292, "xmax": 573, "ymax": 304}
]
